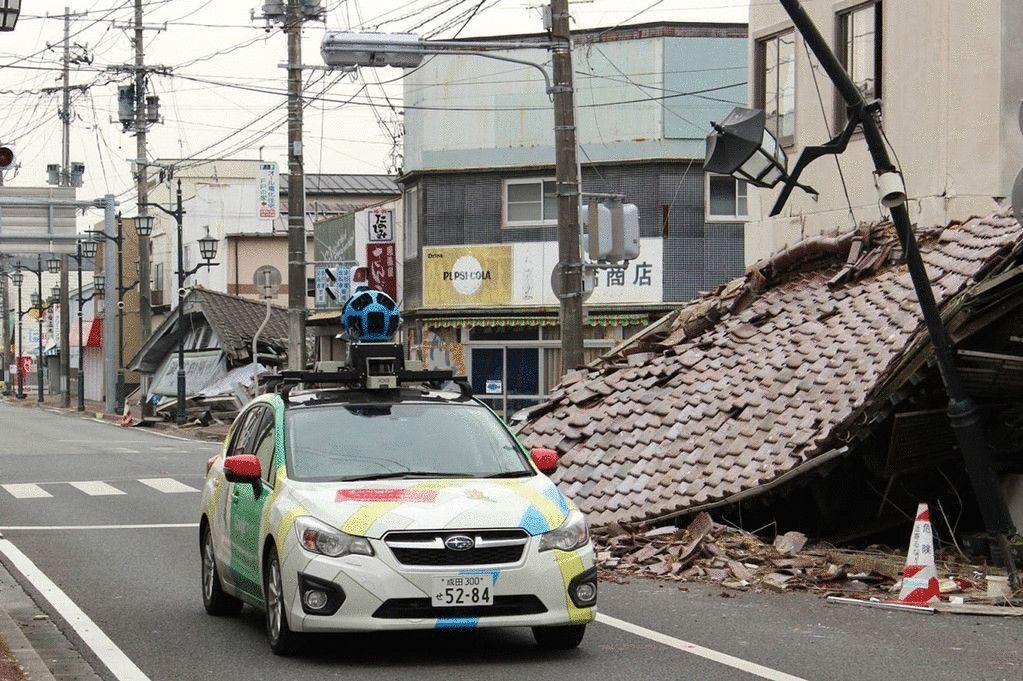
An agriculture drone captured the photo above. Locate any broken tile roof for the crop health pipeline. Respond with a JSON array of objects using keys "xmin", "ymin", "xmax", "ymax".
[
  {"xmin": 190, "ymin": 288, "xmax": 289, "ymax": 362},
  {"xmin": 518, "ymin": 213, "xmax": 1023, "ymax": 529}
]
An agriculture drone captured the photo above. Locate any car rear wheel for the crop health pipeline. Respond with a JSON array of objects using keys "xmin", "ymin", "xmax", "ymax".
[
  {"xmin": 264, "ymin": 545, "xmax": 300, "ymax": 656},
  {"xmin": 201, "ymin": 526, "xmax": 243, "ymax": 616},
  {"xmin": 532, "ymin": 623, "xmax": 586, "ymax": 649}
]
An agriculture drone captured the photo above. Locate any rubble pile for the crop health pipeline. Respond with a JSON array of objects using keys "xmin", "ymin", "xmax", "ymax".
[{"xmin": 594, "ymin": 512, "xmax": 1004, "ymax": 603}]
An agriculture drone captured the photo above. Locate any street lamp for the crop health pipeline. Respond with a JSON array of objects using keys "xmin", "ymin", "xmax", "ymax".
[
  {"xmin": 46, "ymin": 254, "xmax": 61, "ymax": 275},
  {"xmin": 68, "ymin": 238, "xmax": 101, "ymax": 411},
  {"xmin": 0, "ymin": 0, "xmax": 21, "ymax": 32},
  {"xmin": 320, "ymin": 21, "xmax": 587, "ymax": 374},
  {"xmin": 708, "ymin": 0, "xmax": 1017, "ymax": 590},
  {"xmin": 140, "ymin": 178, "xmax": 219, "ymax": 425},
  {"xmin": 706, "ymin": 108, "xmax": 792, "ymax": 189},
  {"xmin": 11, "ymin": 267, "xmax": 24, "ymax": 397},
  {"xmin": 87, "ymin": 213, "xmax": 142, "ymax": 414}
]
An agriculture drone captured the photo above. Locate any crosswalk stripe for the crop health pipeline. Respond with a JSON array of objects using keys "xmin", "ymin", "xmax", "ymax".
[
  {"xmin": 2, "ymin": 484, "xmax": 52, "ymax": 499},
  {"xmin": 138, "ymin": 478, "xmax": 199, "ymax": 494},
  {"xmin": 69, "ymin": 481, "xmax": 126, "ymax": 496}
]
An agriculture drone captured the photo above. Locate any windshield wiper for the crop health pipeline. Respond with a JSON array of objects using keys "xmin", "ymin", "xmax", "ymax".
[
  {"xmin": 484, "ymin": 470, "xmax": 532, "ymax": 478},
  {"xmin": 339, "ymin": 471, "xmax": 475, "ymax": 482}
]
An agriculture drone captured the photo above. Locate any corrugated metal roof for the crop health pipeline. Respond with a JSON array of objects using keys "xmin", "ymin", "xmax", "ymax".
[{"xmin": 280, "ymin": 174, "xmax": 400, "ymax": 195}]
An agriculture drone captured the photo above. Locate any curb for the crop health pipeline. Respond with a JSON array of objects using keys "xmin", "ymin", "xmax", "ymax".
[{"xmin": 0, "ymin": 549, "xmax": 59, "ymax": 681}]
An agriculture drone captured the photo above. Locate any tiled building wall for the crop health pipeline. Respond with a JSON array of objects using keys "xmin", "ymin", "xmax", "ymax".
[{"xmin": 404, "ymin": 161, "xmax": 745, "ymax": 307}]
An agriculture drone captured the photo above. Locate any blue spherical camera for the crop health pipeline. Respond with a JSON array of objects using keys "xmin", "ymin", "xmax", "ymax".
[{"xmin": 340, "ymin": 289, "xmax": 401, "ymax": 342}]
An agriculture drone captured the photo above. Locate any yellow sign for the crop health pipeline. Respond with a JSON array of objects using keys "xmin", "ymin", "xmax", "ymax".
[{"xmin": 423, "ymin": 245, "xmax": 513, "ymax": 307}]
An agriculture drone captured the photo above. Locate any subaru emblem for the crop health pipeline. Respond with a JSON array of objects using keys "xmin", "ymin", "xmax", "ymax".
[{"xmin": 444, "ymin": 535, "xmax": 474, "ymax": 551}]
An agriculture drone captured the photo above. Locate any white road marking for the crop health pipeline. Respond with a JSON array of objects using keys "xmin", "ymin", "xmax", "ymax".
[
  {"xmin": 138, "ymin": 478, "xmax": 198, "ymax": 493},
  {"xmin": 597, "ymin": 613, "xmax": 808, "ymax": 681},
  {"xmin": 0, "ymin": 538, "xmax": 153, "ymax": 681},
  {"xmin": 0, "ymin": 523, "xmax": 196, "ymax": 531},
  {"xmin": 2, "ymin": 484, "xmax": 52, "ymax": 499},
  {"xmin": 69, "ymin": 481, "xmax": 126, "ymax": 496}
]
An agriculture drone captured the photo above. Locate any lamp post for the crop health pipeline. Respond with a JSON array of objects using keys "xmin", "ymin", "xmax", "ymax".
[
  {"xmin": 88, "ymin": 213, "xmax": 142, "ymax": 415},
  {"xmin": 320, "ymin": 14, "xmax": 586, "ymax": 375},
  {"xmin": 139, "ymin": 178, "xmax": 218, "ymax": 425},
  {"xmin": 11, "ymin": 267, "xmax": 24, "ymax": 397},
  {"xmin": 0, "ymin": 0, "xmax": 21, "ymax": 32},
  {"xmin": 71, "ymin": 237, "xmax": 101, "ymax": 412},
  {"xmin": 31, "ymin": 256, "xmax": 45, "ymax": 403},
  {"xmin": 706, "ymin": 0, "xmax": 1018, "ymax": 591}
]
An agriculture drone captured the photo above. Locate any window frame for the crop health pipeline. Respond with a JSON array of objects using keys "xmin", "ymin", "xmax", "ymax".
[
  {"xmin": 502, "ymin": 177, "xmax": 558, "ymax": 228},
  {"xmin": 835, "ymin": 0, "xmax": 882, "ymax": 128},
  {"xmin": 705, "ymin": 173, "xmax": 749, "ymax": 222},
  {"xmin": 754, "ymin": 28, "xmax": 796, "ymax": 147}
]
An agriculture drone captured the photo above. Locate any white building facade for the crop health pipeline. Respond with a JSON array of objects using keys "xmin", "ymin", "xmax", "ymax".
[{"xmin": 745, "ymin": 0, "xmax": 1023, "ymax": 263}]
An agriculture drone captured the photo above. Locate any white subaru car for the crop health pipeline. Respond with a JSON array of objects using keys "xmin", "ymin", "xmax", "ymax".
[{"xmin": 199, "ymin": 374, "xmax": 596, "ymax": 655}]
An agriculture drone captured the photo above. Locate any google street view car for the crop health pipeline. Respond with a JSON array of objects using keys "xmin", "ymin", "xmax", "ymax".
[{"xmin": 199, "ymin": 291, "xmax": 596, "ymax": 655}]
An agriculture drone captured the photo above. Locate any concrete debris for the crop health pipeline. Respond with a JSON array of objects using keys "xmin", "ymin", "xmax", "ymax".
[{"xmin": 594, "ymin": 513, "xmax": 1016, "ymax": 608}]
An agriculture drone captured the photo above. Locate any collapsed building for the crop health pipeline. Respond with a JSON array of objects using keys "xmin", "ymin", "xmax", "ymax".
[{"xmin": 518, "ymin": 213, "xmax": 1023, "ymax": 546}]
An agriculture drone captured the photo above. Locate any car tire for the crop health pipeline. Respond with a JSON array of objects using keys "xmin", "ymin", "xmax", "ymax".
[
  {"xmin": 532, "ymin": 624, "xmax": 586, "ymax": 649},
  {"xmin": 264, "ymin": 545, "xmax": 300, "ymax": 656},
  {"xmin": 201, "ymin": 526, "xmax": 243, "ymax": 616}
]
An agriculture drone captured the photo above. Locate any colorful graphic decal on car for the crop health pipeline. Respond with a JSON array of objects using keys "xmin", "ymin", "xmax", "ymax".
[
  {"xmin": 336, "ymin": 488, "xmax": 439, "ymax": 503},
  {"xmin": 555, "ymin": 549, "xmax": 593, "ymax": 624},
  {"xmin": 464, "ymin": 488, "xmax": 496, "ymax": 502},
  {"xmin": 501, "ymin": 480, "xmax": 568, "ymax": 535},
  {"xmin": 434, "ymin": 617, "xmax": 480, "ymax": 629}
]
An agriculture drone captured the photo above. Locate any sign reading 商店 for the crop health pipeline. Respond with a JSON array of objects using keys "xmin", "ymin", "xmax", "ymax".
[{"xmin": 422, "ymin": 240, "xmax": 663, "ymax": 308}]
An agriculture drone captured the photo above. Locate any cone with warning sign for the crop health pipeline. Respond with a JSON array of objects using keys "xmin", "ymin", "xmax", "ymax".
[
  {"xmin": 897, "ymin": 503, "xmax": 941, "ymax": 604},
  {"xmin": 117, "ymin": 404, "xmax": 136, "ymax": 427}
]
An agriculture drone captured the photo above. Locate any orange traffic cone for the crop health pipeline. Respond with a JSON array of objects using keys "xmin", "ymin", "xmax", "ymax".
[
  {"xmin": 117, "ymin": 405, "xmax": 135, "ymax": 427},
  {"xmin": 897, "ymin": 503, "xmax": 941, "ymax": 604}
]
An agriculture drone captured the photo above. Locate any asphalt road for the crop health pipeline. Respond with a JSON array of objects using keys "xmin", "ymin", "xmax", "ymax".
[{"xmin": 1, "ymin": 401, "xmax": 1020, "ymax": 681}]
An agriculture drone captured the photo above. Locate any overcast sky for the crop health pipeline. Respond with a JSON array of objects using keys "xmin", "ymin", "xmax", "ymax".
[{"xmin": 0, "ymin": 0, "xmax": 748, "ymax": 219}]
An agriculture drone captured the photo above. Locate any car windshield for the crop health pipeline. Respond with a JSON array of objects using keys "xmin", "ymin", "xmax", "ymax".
[{"xmin": 286, "ymin": 401, "xmax": 533, "ymax": 482}]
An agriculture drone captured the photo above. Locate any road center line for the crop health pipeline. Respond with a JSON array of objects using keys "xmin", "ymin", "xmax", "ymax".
[
  {"xmin": 0, "ymin": 538, "xmax": 153, "ymax": 681},
  {"xmin": 597, "ymin": 613, "xmax": 808, "ymax": 681}
]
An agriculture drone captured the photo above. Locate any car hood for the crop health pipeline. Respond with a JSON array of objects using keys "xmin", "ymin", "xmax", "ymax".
[{"xmin": 287, "ymin": 475, "xmax": 572, "ymax": 539}]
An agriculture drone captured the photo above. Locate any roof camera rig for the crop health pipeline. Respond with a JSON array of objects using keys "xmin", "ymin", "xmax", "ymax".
[
  {"xmin": 266, "ymin": 289, "xmax": 471, "ymax": 400},
  {"xmin": 271, "ymin": 342, "xmax": 471, "ymax": 401}
]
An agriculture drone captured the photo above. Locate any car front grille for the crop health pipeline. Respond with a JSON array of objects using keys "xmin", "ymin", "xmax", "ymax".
[
  {"xmin": 383, "ymin": 529, "xmax": 529, "ymax": 566},
  {"xmin": 373, "ymin": 595, "xmax": 547, "ymax": 619}
]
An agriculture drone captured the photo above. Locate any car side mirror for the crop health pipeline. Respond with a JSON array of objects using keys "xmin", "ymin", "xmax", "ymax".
[
  {"xmin": 530, "ymin": 448, "xmax": 559, "ymax": 475},
  {"xmin": 224, "ymin": 454, "xmax": 263, "ymax": 498}
]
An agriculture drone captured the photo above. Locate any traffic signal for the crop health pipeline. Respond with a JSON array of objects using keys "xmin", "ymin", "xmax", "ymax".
[{"xmin": 0, "ymin": 145, "xmax": 14, "ymax": 170}]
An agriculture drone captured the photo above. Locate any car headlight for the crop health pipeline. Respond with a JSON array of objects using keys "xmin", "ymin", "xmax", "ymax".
[
  {"xmin": 538, "ymin": 510, "xmax": 589, "ymax": 552},
  {"xmin": 294, "ymin": 517, "xmax": 374, "ymax": 558}
]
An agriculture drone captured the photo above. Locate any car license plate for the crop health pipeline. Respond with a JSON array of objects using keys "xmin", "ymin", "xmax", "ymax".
[{"xmin": 432, "ymin": 574, "xmax": 495, "ymax": 607}]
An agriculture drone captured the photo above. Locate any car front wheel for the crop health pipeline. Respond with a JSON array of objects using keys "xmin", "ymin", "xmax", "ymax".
[
  {"xmin": 201, "ymin": 526, "xmax": 242, "ymax": 616},
  {"xmin": 532, "ymin": 624, "xmax": 586, "ymax": 649},
  {"xmin": 264, "ymin": 545, "xmax": 300, "ymax": 656}
]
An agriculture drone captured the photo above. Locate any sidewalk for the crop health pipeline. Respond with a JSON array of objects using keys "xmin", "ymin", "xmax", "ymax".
[{"xmin": 0, "ymin": 391, "xmax": 230, "ymax": 680}]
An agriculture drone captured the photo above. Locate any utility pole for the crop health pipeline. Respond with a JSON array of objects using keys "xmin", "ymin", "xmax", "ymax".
[
  {"xmin": 286, "ymin": 0, "xmax": 307, "ymax": 370},
  {"xmin": 550, "ymin": 0, "xmax": 583, "ymax": 374},
  {"xmin": 59, "ymin": 7, "xmax": 71, "ymax": 408},
  {"xmin": 133, "ymin": 0, "xmax": 152, "ymax": 372}
]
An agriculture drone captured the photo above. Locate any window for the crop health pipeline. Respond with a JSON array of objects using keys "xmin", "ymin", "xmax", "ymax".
[
  {"xmin": 403, "ymin": 185, "xmax": 419, "ymax": 260},
  {"xmin": 706, "ymin": 175, "xmax": 748, "ymax": 221},
  {"xmin": 837, "ymin": 1, "xmax": 881, "ymax": 124},
  {"xmin": 756, "ymin": 30, "xmax": 796, "ymax": 143},
  {"xmin": 503, "ymin": 178, "xmax": 557, "ymax": 227}
]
